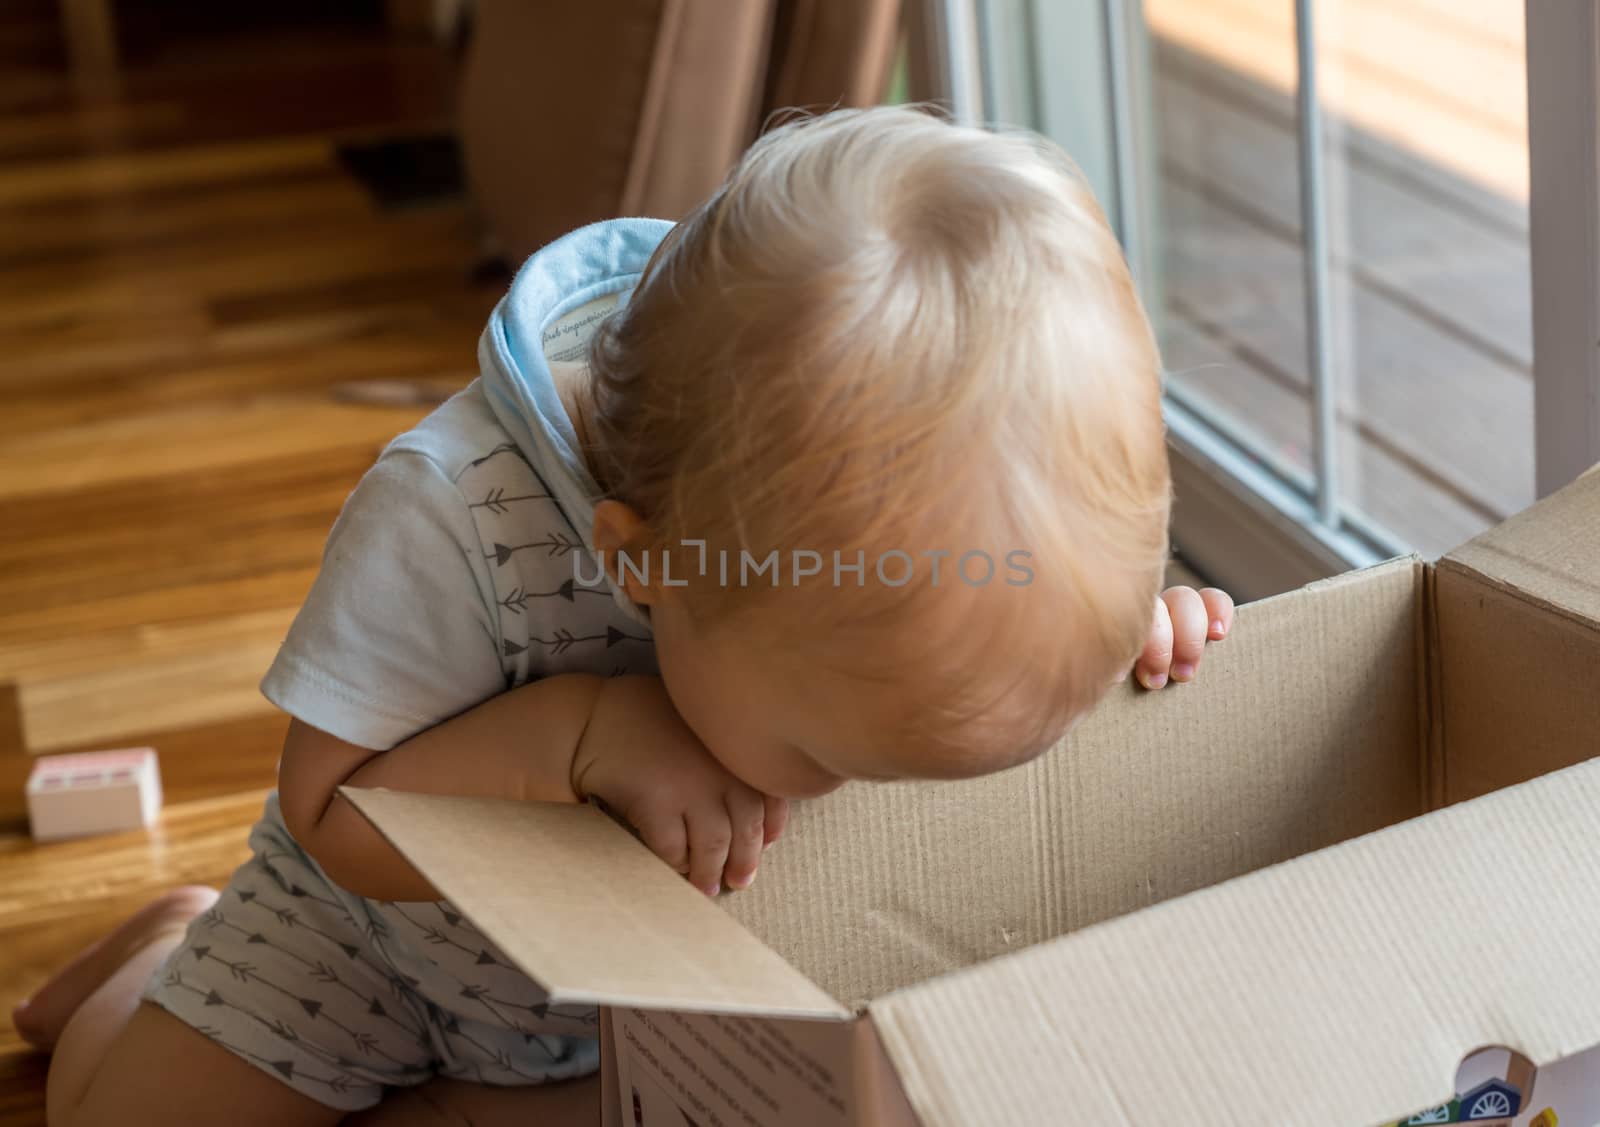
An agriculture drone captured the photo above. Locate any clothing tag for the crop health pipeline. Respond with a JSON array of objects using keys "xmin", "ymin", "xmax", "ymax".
[{"xmin": 543, "ymin": 294, "xmax": 622, "ymax": 363}]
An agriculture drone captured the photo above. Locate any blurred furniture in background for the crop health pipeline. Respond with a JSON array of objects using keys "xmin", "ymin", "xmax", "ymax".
[
  {"xmin": 458, "ymin": 0, "xmax": 901, "ymax": 261},
  {"xmin": 55, "ymin": 0, "xmax": 117, "ymax": 98},
  {"xmin": 55, "ymin": 0, "xmax": 450, "ymax": 99}
]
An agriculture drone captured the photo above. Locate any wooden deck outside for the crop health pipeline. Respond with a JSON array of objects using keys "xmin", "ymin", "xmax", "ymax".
[{"xmin": 1147, "ymin": 0, "xmax": 1533, "ymax": 558}]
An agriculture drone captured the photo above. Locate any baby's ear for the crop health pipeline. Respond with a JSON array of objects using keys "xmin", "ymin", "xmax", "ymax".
[{"xmin": 591, "ymin": 500, "xmax": 655, "ymax": 604}]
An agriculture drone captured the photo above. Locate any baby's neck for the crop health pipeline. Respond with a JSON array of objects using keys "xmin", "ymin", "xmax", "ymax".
[{"xmin": 550, "ymin": 360, "xmax": 600, "ymax": 482}]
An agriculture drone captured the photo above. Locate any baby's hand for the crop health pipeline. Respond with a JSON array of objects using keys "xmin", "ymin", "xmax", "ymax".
[
  {"xmin": 1133, "ymin": 586, "xmax": 1235, "ymax": 690},
  {"xmin": 570, "ymin": 675, "xmax": 786, "ymax": 896}
]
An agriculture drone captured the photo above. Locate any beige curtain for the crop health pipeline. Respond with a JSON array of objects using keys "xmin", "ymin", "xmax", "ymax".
[{"xmin": 458, "ymin": 0, "xmax": 902, "ymax": 261}]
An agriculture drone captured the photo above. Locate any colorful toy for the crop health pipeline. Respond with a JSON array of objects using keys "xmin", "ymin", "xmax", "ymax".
[{"xmin": 1391, "ymin": 1061, "xmax": 1530, "ymax": 1125}]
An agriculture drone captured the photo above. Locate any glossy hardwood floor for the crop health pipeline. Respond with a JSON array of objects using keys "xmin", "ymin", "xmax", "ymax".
[{"xmin": 0, "ymin": 9, "xmax": 490, "ymax": 1120}]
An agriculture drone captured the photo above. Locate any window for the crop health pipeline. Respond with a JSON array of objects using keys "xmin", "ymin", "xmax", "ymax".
[{"xmin": 918, "ymin": 0, "xmax": 1600, "ymax": 597}]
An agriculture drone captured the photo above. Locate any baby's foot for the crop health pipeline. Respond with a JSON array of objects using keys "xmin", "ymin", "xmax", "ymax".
[{"xmin": 12, "ymin": 884, "xmax": 217, "ymax": 1050}]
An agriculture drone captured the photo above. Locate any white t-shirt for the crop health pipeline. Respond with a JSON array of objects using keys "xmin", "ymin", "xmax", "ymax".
[
  {"xmin": 260, "ymin": 381, "xmax": 656, "ymax": 750},
  {"xmin": 262, "ymin": 217, "xmax": 674, "ymax": 749}
]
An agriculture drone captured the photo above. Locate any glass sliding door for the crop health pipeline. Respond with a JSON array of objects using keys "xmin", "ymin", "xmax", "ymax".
[
  {"xmin": 1151, "ymin": 0, "xmax": 1534, "ymax": 566},
  {"xmin": 928, "ymin": 0, "xmax": 1594, "ymax": 598}
]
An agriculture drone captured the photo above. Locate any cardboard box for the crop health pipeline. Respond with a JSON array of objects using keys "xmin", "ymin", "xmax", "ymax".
[{"xmin": 344, "ymin": 467, "xmax": 1600, "ymax": 1126}]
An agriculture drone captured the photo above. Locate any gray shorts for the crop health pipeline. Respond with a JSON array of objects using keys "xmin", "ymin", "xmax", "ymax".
[{"xmin": 144, "ymin": 793, "xmax": 599, "ymax": 1111}]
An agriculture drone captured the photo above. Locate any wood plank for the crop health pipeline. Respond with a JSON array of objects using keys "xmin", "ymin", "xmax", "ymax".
[
  {"xmin": 0, "ymin": 789, "xmax": 263, "ymax": 921},
  {"xmin": 0, "ymin": 444, "xmax": 372, "ymax": 643},
  {"xmin": 1155, "ymin": 37, "xmax": 1528, "ymax": 240},
  {"xmin": 17, "ymin": 620, "xmax": 288, "ymax": 755},
  {"xmin": 0, "ymin": 712, "xmax": 288, "ymax": 830},
  {"xmin": 1162, "ymin": 312, "xmax": 1493, "ymax": 556},
  {"xmin": 0, "ymin": 608, "xmax": 295, "ymax": 687},
  {"xmin": 0, "ymin": 213, "xmax": 473, "ymax": 334},
  {"xmin": 0, "ymin": 168, "xmax": 368, "ymax": 266},
  {"xmin": 3, "ymin": 324, "xmax": 479, "ymax": 434},
  {"xmin": 1146, "ymin": 0, "xmax": 1529, "ymax": 201},
  {"xmin": 0, "ymin": 569, "xmax": 321, "ymax": 650},
  {"xmin": 1316, "ymin": 0, "xmax": 1525, "ymax": 135},
  {"xmin": 0, "ymin": 1053, "xmax": 46, "ymax": 1127},
  {"xmin": 0, "ymin": 99, "xmax": 185, "ymax": 168},
  {"xmin": 0, "ymin": 789, "xmax": 267, "ymax": 1021},
  {"xmin": 0, "ymin": 398, "xmax": 425, "ymax": 500},
  {"xmin": 1154, "ymin": 63, "xmax": 1532, "ymax": 371},
  {"xmin": 0, "ymin": 33, "xmax": 449, "ymax": 164},
  {"xmin": 1148, "ymin": 0, "xmax": 1528, "ymax": 137},
  {"xmin": 0, "ymin": 685, "xmax": 22, "ymax": 764},
  {"xmin": 0, "ymin": 609, "xmax": 293, "ymax": 757},
  {"xmin": 0, "ymin": 137, "xmax": 334, "ymax": 208},
  {"xmin": 58, "ymin": 0, "xmax": 120, "ymax": 100},
  {"xmin": 1387, "ymin": 0, "xmax": 1523, "ymax": 52},
  {"xmin": 1158, "ymin": 175, "xmax": 1535, "ymax": 524}
]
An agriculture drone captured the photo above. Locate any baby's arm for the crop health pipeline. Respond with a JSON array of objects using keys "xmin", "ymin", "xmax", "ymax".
[{"xmin": 279, "ymin": 673, "xmax": 783, "ymax": 903}]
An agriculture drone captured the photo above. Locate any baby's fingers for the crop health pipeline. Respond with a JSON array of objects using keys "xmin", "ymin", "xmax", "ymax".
[
  {"xmin": 722, "ymin": 788, "xmax": 767, "ymax": 892},
  {"xmin": 762, "ymin": 794, "xmax": 789, "ymax": 847},
  {"xmin": 1201, "ymin": 587, "xmax": 1235, "ymax": 640},
  {"xmin": 1162, "ymin": 586, "xmax": 1210, "ymax": 684},
  {"xmin": 1135, "ymin": 596, "xmax": 1174, "ymax": 690},
  {"xmin": 686, "ymin": 808, "xmax": 734, "ymax": 897},
  {"xmin": 636, "ymin": 814, "xmax": 689, "ymax": 876}
]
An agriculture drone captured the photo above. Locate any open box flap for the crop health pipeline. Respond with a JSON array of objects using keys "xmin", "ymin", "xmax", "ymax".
[
  {"xmin": 341, "ymin": 787, "xmax": 848, "ymax": 1019},
  {"xmin": 718, "ymin": 556, "xmax": 1427, "ymax": 1010},
  {"xmin": 1430, "ymin": 466, "xmax": 1600, "ymax": 804},
  {"xmin": 1444, "ymin": 463, "xmax": 1600, "ymax": 626},
  {"xmin": 867, "ymin": 756, "xmax": 1600, "ymax": 1127}
]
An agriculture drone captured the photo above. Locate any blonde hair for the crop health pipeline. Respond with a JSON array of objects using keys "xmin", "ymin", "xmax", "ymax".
[{"xmin": 589, "ymin": 106, "xmax": 1170, "ymax": 772}]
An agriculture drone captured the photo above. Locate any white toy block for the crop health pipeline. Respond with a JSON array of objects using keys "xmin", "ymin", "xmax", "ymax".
[{"xmin": 26, "ymin": 747, "xmax": 163, "ymax": 842}]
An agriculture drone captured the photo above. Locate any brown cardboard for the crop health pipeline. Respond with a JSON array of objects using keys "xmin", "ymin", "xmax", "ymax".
[
  {"xmin": 1435, "ymin": 563, "xmax": 1600, "ymax": 802},
  {"xmin": 1448, "ymin": 461, "xmax": 1600, "ymax": 627},
  {"xmin": 342, "ymin": 466, "xmax": 1600, "ymax": 1126},
  {"xmin": 708, "ymin": 556, "xmax": 1426, "ymax": 1009},
  {"xmin": 866, "ymin": 755, "xmax": 1600, "ymax": 1126},
  {"xmin": 342, "ymin": 790, "xmax": 846, "ymax": 1019},
  {"xmin": 1433, "ymin": 466, "xmax": 1600, "ymax": 804}
]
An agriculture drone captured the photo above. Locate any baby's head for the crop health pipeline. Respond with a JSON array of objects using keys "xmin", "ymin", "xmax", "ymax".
[{"xmin": 585, "ymin": 106, "xmax": 1170, "ymax": 798}]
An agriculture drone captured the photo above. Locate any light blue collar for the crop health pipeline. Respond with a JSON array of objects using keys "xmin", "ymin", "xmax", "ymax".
[{"xmin": 479, "ymin": 218, "xmax": 674, "ymax": 624}]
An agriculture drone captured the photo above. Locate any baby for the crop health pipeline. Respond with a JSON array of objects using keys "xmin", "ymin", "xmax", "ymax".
[{"xmin": 19, "ymin": 107, "xmax": 1233, "ymax": 1126}]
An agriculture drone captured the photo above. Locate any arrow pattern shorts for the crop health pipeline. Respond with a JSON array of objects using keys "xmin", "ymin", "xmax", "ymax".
[{"xmin": 142, "ymin": 792, "xmax": 600, "ymax": 1111}]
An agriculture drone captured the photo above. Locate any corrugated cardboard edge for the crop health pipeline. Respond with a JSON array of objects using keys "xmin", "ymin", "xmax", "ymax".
[
  {"xmin": 1435, "ymin": 554, "xmax": 1600, "ymax": 639},
  {"xmin": 600, "ymin": 1009, "xmax": 621, "ymax": 1127},
  {"xmin": 1431, "ymin": 464, "xmax": 1600, "ymax": 807},
  {"xmin": 340, "ymin": 787, "xmax": 849, "ymax": 1019},
  {"xmin": 866, "ymin": 756, "xmax": 1600, "ymax": 1127},
  {"xmin": 853, "ymin": 1018, "xmax": 920, "ymax": 1127},
  {"xmin": 1421, "ymin": 557, "xmax": 1446, "ymax": 810},
  {"xmin": 1443, "ymin": 463, "xmax": 1600, "ymax": 633}
]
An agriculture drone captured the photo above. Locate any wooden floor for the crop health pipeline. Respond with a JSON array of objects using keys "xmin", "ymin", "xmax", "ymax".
[
  {"xmin": 0, "ymin": 8, "xmax": 496, "ymax": 1121},
  {"xmin": 1148, "ymin": 0, "xmax": 1533, "ymax": 557}
]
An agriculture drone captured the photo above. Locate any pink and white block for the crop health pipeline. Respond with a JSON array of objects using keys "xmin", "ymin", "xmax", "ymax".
[{"xmin": 25, "ymin": 747, "xmax": 162, "ymax": 842}]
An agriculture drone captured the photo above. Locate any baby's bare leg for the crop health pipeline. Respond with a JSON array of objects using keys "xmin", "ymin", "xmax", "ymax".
[
  {"xmin": 15, "ymin": 887, "xmax": 217, "ymax": 1049},
  {"xmin": 348, "ymin": 1075, "xmax": 601, "ymax": 1127},
  {"xmin": 56, "ymin": 1005, "xmax": 341, "ymax": 1127},
  {"xmin": 40, "ymin": 890, "xmax": 341, "ymax": 1127},
  {"xmin": 36, "ymin": 888, "xmax": 601, "ymax": 1126}
]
